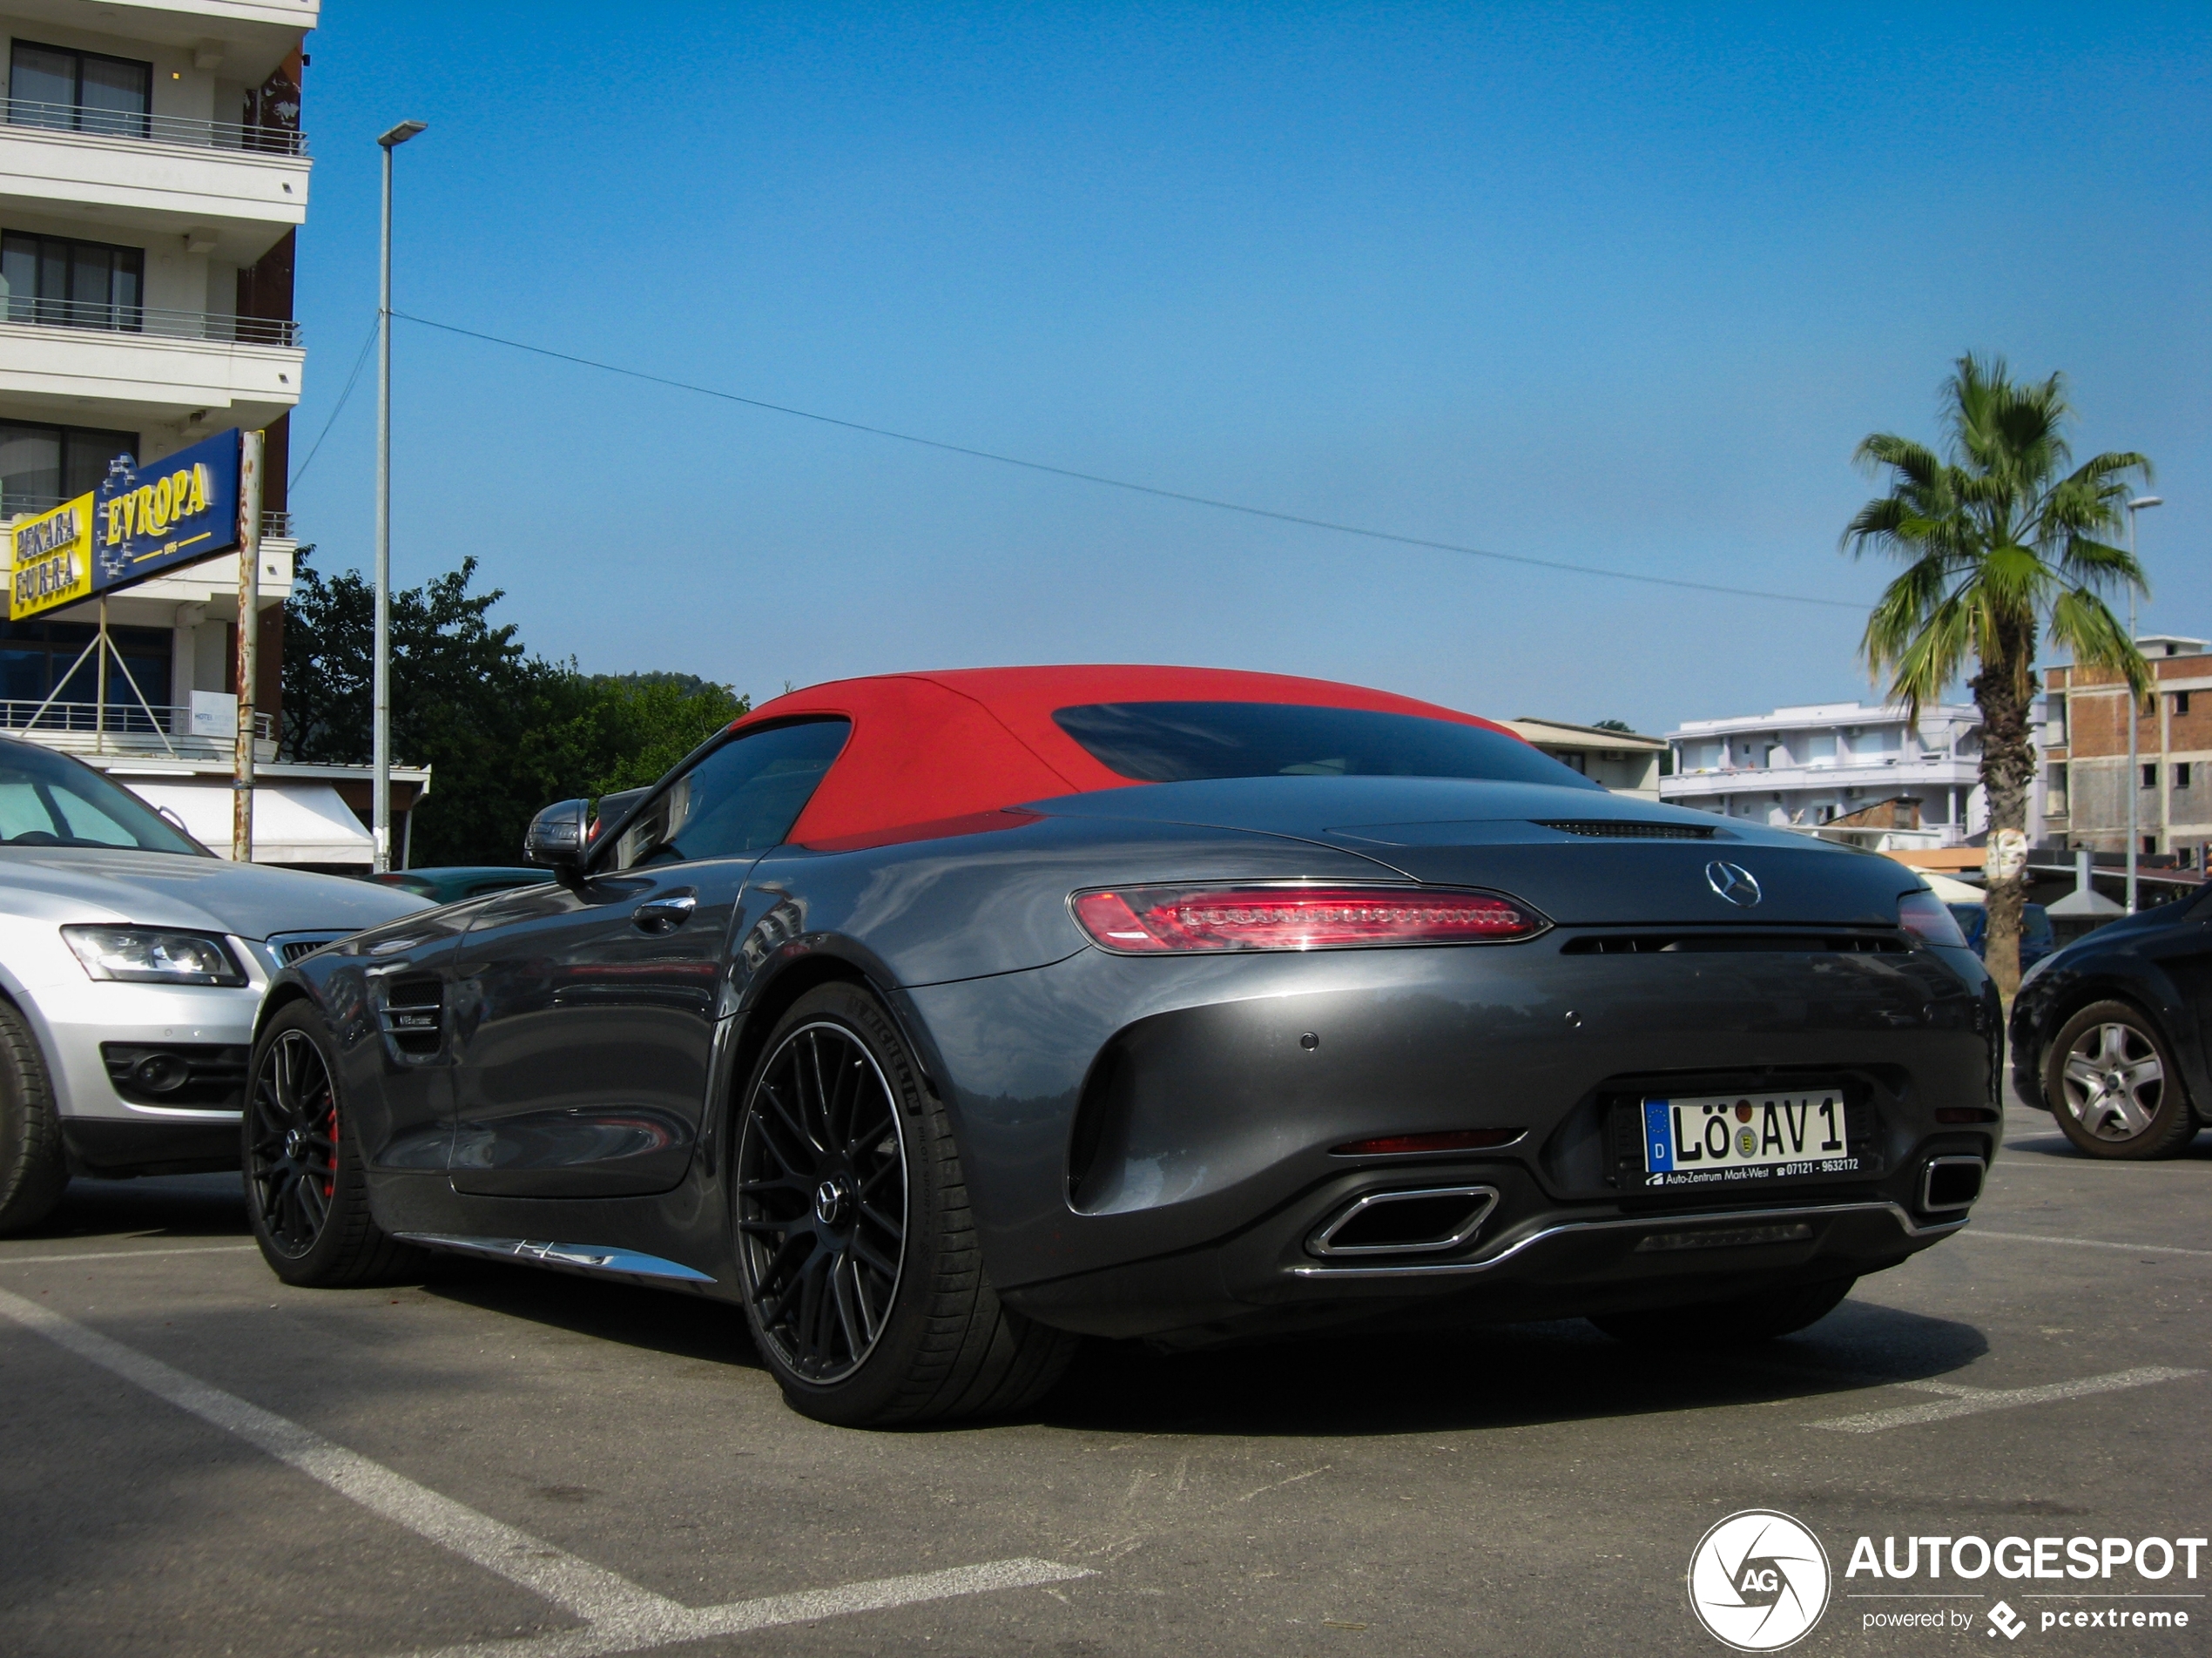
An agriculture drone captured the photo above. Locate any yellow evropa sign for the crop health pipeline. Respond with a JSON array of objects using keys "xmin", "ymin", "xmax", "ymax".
[{"xmin": 9, "ymin": 493, "xmax": 95, "ymax": 621}]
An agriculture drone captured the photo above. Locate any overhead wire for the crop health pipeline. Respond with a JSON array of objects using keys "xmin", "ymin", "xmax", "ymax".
[
  {"xmin": 287, "ymin": 312, "xmax": 380, "ymax": 491},
  {"xmin": 393, "ymin": 311, "xmax": 1862, "ymax": 612}
]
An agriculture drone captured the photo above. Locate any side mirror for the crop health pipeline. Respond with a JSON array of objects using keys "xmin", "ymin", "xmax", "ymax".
[
  {"xmin": 523, "ymin": 799, "xmax": 590, "ymax": 869},
  {"xmin": 588, "ymin": 785, "xmax": 652, "ymax": 845}
]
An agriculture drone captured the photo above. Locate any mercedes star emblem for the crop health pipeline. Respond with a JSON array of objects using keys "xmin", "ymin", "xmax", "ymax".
[{"xmin": 1704, "ymin": 860, "xmax": 1763, "ymax": 907}]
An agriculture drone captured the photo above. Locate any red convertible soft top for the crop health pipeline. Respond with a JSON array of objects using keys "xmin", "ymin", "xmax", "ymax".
[{"xmin": 730, "ymin": 665, "xmax": 1519, "ymax": 849}]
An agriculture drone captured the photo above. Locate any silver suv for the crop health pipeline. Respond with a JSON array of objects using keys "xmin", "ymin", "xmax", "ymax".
[{"xmin": 0, "ymin": 736, "xmax": 428, "ymax": 1231}]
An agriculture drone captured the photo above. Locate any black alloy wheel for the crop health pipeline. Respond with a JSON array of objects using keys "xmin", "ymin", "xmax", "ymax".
[
  {"xmin": 2043, "ymin": 1000, "xmax": 2200, "ymax": 1160},
  {"xmin": 736, "ymin": 1019, "xmax": 910, "ymax": 1383},
  {"xmin": 244, "ymin": 1001, "xmax": 422, "ymax": 1286},
  {"xmin": 731, "ymin": 983, "xmax": 1077, "ymax": 1426},
  {"xmin": 248, "ymin": 1027, "xmax": 340, "ymax": 1257}
]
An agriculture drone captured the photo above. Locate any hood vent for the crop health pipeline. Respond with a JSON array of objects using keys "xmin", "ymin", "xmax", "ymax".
[
  {"xmin": 271, "ymin": 929, "xmax": 353, "ymax": 964},
  {"xmin": 1537, "ymin": 820, "xmax": 1716, "ymax": 840}
]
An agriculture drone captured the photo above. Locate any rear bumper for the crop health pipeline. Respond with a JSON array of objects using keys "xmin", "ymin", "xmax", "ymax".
[
  {"xmin": 907, "ymin": 933, "xmax": 2000, "ymax": 1337},
  {"xmin": 1000, "ymin": 1154, "xmax": 1982, "ymax": 1342}
]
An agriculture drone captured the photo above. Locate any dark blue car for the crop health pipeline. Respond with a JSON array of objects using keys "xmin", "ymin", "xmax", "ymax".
[
  {"xmin": 2008, "ymin": 885, "xmax": 2212, "ymax": 1159},
  {"xmin": 1946, "ymin": 901, "xmax": 2055, "ymax": 974}
]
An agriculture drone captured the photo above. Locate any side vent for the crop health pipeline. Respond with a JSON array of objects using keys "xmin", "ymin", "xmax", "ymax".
[
  {"xmin": 1537, "ymin": 820, "xmax": 1716, "ymax": 840},
  {"xmin": 379, "ymin": 977, "xmax": 443, "ymax": 1056}
]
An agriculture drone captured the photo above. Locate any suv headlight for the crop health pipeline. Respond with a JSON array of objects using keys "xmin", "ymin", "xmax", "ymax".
[{"xmin": 62, "ymin": 927, "xmax": 247, "ymax": 987}]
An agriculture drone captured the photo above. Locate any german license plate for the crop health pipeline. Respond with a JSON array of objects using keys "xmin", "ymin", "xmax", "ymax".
[{"xmin": 1638, "ymin": 1091, "xmax": 1865, "ymax": 1190}]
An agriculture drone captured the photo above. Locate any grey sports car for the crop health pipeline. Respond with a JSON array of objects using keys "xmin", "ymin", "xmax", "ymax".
[{"xmin": 242, "ymin": 666, "xmax": 2000, "ymax": 1425}]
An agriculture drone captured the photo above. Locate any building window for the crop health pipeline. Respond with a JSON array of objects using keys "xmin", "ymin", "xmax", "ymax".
[
  {"xmin": 2177, "ymin": 691, "xmax": 2192, "ymax": 717},
  {"xmin": 2143, "ymin": 693, "xmax": 2156, "ymax": 718},
  {"xmin": 2047, "ymin": 694, "xmax": 2067, "ymax": 743},
  {"xmin": 0, "ymin": 421, "xmax": 138, "ymax": 517},
  {"xmin": 2142, "ymin": 763, "xmax": 2158, "ymax": 790},
  {"xmin": 2178, "ymin": 763, "xmax": 2194, "ymax": 791},
  {"xmin": 1, "ymin": 232, "xmax": 144, "ymax": 333},
  {"xmin": 7, "ymin": 40, "xmax": 152, "ymax": 139},
  {"xmin": 0, "ymin": 619, "xmax": 171, "ymax": 713},
  {"xmin": 2144, "ymin": 835, "xmax": 2158, "ymax": 856},
  {"xmin": 2047, "ymin": 764, "xmax": 2068, "ymax": 814}
]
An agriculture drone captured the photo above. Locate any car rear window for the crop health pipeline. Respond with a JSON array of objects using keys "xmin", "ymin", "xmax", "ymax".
[{"xmin": 1052, "ymin": 701, "xmax": 1598, "ymax": 788}]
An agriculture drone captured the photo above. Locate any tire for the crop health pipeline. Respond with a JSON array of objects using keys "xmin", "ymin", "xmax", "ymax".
[
  {"xmin": 2042, "ymin": 1000, "xmax": 2199, "ymax": 1161},
  {"xmin": 1588, "ymin": 1276, "xmax": 1856, "ymax": 1348},
  {"xmin": 0, "ymin": 1001, "xmax": 69, "ymax": 1235},
  {"xmin": 732, "ymin": 982, "xmax": 1077, "ymax": 1426},
  {"xmin": 244, "ymin": 1001, "xmax": 423, "ymax": 1287}
]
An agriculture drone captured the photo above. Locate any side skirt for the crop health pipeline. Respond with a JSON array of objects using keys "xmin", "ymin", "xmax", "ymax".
[{"xmin": 394, "ymin": 1232, "xmax": 718, "ymax": 1290}]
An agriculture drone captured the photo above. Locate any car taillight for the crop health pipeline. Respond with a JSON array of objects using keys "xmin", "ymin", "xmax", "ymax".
[
  {"xmin": 1897, "ymin": 889, "xmax": 1968, "ymax": 948},
  {"xmin": 1332, "ymin": 1128, "xmax": 1527, "ymax": 1156},
  {"xmin": 1070, "ymin": 885, "xmax": 1548, "ymax": 953}
]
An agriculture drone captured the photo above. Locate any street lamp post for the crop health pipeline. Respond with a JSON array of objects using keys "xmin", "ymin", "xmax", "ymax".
[
  {"xmin": 2124, "ymin": 495, "xmax": 2162, "ymax": 913},
  {"xmin": 374, "ymin": 118, "xmax": 427, "ymax": 874}
]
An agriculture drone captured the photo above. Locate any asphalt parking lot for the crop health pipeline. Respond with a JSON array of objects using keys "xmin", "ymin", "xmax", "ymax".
[{"xmin": 2, "ymin": 1093, "xmax": 2204, "ymax": 1658}]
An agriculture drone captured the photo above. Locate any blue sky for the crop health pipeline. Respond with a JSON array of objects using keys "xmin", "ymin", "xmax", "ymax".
[{"xmin": 285, "ymin": 3, "xmax": 2211, "ymax": 734}]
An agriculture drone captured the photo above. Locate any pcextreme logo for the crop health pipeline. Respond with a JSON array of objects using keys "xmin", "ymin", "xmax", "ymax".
[{"xmin": 1687, "ymin": 1514, "xmax": 2207, "ymax": 1648}]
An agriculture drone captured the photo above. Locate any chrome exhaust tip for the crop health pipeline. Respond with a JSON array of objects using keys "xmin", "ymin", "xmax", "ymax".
[
  {"xmin": 1920, "ymin": 1155, "xmax": 1985, "ymax": 1212},
  {"xmin": 1308, "ymin": 1185, "xmax": 1500, "ymax": 1258}
]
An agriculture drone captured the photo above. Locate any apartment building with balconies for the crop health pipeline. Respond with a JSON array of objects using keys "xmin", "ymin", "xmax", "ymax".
[
  {"xmin": 2040, "ymin": 634, "xmax": 2212, "ymax": 873},
  {"xmin": 1659, "ymin": 699, "xmax": 2027, "ymax": 847},
  {"xmin": 1, "ymin": 1, "xmax": 423, "ymax": 866}
]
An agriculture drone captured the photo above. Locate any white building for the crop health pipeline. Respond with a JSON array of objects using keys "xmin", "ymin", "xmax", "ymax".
[
  {"xmin": 1661, "ymin": 700, "xmax": 2019, "ymax": 847},
  {"xmin": 2, "ymin": 1, "xmax": 424, "ymax": 866},
  {"xmin": 1505, "ymin": 717, "xmax": 1666, "ymax": 799}
]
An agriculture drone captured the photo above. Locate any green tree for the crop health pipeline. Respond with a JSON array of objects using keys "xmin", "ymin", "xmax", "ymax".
[
  {"xmin": 1843, "ymin": 354, "xmax": 2151, "ymax": 992},
  {"xmin": 283, "ymin": 553, "xmax": 749, "ymax": 865}
]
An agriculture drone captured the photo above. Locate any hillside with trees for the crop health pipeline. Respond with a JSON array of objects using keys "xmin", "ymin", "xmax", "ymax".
[{"xmin": 280, "ymin": 552, "xmax": 750, "ymax": 865}]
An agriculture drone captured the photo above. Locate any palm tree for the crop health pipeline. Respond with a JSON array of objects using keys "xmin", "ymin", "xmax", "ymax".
[{"xmin": 1843, "ymin": 354, "xmax": 2152, "ymax": 993}]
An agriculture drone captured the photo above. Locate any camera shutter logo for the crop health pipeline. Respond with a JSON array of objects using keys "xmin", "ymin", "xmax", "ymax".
[{"xmin": 1686, "ymin": 1510, "xmax": 1831, "ymax": 1651}]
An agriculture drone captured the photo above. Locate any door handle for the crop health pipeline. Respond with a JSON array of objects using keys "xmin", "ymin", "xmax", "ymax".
[{"xmin": 633, "ymin": 894, "xmax": 698, "ymax": 933}]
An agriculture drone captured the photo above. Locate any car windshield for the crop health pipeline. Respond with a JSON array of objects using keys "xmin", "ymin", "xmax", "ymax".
[
  {"xmin": 1052, "ymin": 701, "xmax": 1600, "ymax": 788},
  {"xmin": 0, "ymin": 740, "xmax": 210, "ymax": 855}
]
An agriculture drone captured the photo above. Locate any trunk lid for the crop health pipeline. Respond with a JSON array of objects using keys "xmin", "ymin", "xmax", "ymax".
[{"xmin": 1029, "ymin": 776, "xmax": 1927, "ymax": 928}]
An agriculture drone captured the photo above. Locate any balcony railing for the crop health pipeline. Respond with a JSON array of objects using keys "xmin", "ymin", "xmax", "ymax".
[
  {"xmin": 2, "ymin": 295, "xmax": 300, "ymax": 347},
  {"xmin": 4, "ymin": 98, "xmax": 307, "ymax": 157},
  {"xmin": 0, "ymin": 703, "xmax": 273, "ymax": 765},
  {"xmin": 2, "ymin": 497, "xmax": 298, "ymax": 543}
]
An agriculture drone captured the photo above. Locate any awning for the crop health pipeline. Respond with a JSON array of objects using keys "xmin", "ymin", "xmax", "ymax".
[
  {"xmin": 1917, "ymin": 871, "xmax": 1986, "ymax": 903},
  {"xmin": 121, "ymin": 779, "xmax": 375, "ymax": 866}
]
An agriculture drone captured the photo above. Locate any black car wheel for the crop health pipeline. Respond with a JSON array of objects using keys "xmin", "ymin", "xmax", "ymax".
[
  {"xmin": 1589, "ymin": 1276, "xmax": 1856, "ymax": 1347},
  {"xmin": 733, "ymin": 982, "xmax": 1076, "ymax": 1425},
  {"xmin": 2043, "ymin": 1001, "xmax": 2199, "ymax": 1160},
  {"xmin": 245, "ymin": 1002, "xmax": 423, "ymax": 1285},
  {"xmin": 0, "ymin": 1001, "xmax": 68, "ymax": 1235}
]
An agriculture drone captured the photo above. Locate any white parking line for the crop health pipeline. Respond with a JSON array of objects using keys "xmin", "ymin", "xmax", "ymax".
[
  {"xmin": 0, "ymin": 1287, "xmax": 1089, "ymax": 1656},
  {"xmin": 1811, "ymin": 1365, "xmax": 2202, "ymax": 1433},
  {"xmin": 408, "ymin": 1560, "xmax": 1096, "ymax": 1658},
  {"xmin": 0, "ymin": 1244, "xmax": 260, "ymax": 1266},
  {"xmin": 1959, "ymin": 1229, "xmax": 2212, "ymax": 1259}
]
